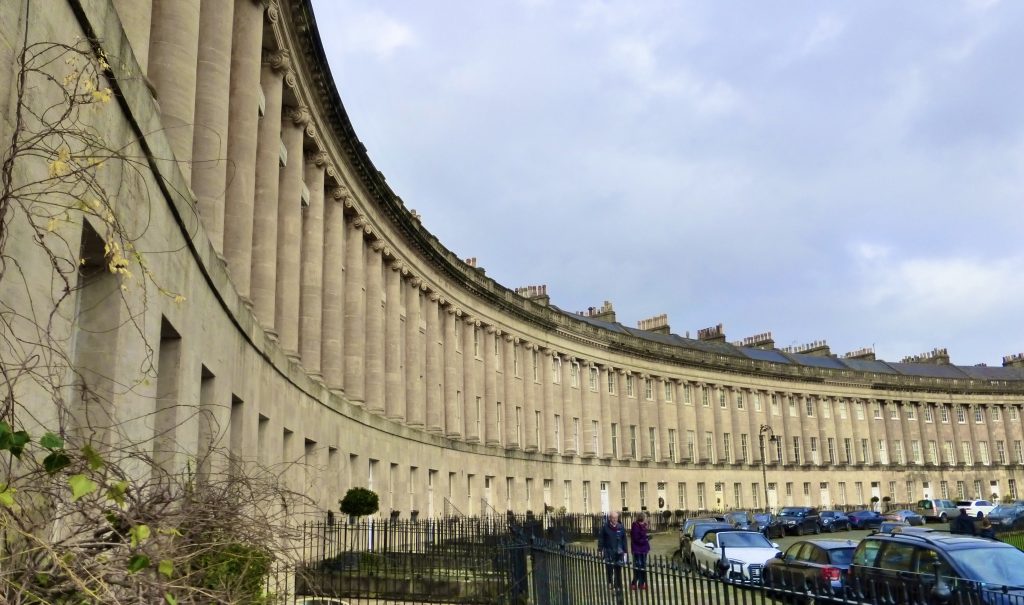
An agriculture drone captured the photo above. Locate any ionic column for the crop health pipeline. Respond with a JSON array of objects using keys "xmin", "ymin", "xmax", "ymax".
[
  {"xmin": 637, "ymin": 375, "xmax": 651, "ymax": 460},
  {"xmin": 462, "ymin": 319, "xmax": 480, "ymax": 442},
  {"xmin": 249, "ymin": 52, "xmax": 287, "ymax": 331},
  {"xmin": 443, "ymin": 308, "xmax": 460, "ymax": 436},
  {"xmin": 148, "ymin": 0, "xmax": 200, "ymax": 181},
  {"xmin": 424, "ymin": 294, "xmax": 442, "ymax": 432},
  {"xmin": 222, "ymin": 0, "xmax": 264, "ymax": 299},
  {"xmin": 343, "ymin": 217, "xmax": 367, "ymax": 402},
  {"xmin": 384, "ymin": 262, "xmax": 405, "ymax": 420},
  {"xmin": 112, "ymin": 0, "xmax": 152, "ymax": 73},
  {"xmin": 190, "ymin": 0, "xmax": 234, "ymax": 252},
  {"xmin": 541, "ymin": 352, "xmax": 554, "ymax": 453},
  {"xmin": 364, "ymin": 242, "xmax": 385, "ymax": 413},
  {"xmin": 503, "ymin": 336, "xmax": 518, "ymax": 448},
  {"xmin": 599, "ymin": 366, "xmax": 612, "ymax": 458},
  {"xmin": 299, "ymin": 152, "xmax": 327, "ymax": 375},
  {"xmin": 656, "ymin": 379, "xmax": 670, "ymax": 462},
  {"xmin": 523, "ymin": 346, "xmax": 538, "ymax": 451},
  {"xmin": 405, "ymin": 279, "xmax": 424, "ymax": 425},
  {"xmin": 484, "ymin": 328, "xmax": 499, "ymax": 446},
  {"xmin": 320, "ymin": 188, "xmax": 347, "ymax": 390},
  {"xmin": 273, "ymin": 106, "xmax": 307, "ymax": 356}
]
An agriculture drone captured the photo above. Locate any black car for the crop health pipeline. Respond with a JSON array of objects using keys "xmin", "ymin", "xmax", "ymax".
[
  {"xmin": 763, "ymin": 538, "xmax": 857, "ymax": 601},
  {"xmin": 987, "ymin": 503, "xmax": 1024, "ymax": 530},
  {"xmin": 724, "ymin": 510, "xmax": 756, "ymax": 530},
  {"xmin": 754, "ymin": 512, "xmax": 786, "ymax": 539},
  {"xmin": 849, "ymin": 528, "xmax": 1024, "ymax": 604},
  {"xmin": 818, "ymin": 511, "xmax": 851, "ymax": 532},
  {"xmin": 847, "ymin": 509, "xmax": 884, "ymax": 530},
  {"xmin": 778, "ymin": 507, "xmax": 821, "ymax": 536}
]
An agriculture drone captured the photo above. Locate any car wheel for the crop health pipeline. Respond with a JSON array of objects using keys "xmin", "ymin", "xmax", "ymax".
[
  {"xmin": 939, "ymin": 513, "xmax": 947, "ymax": 522},
  {"xmin": 977, "ymin": 511, "xmax": 984, "ymax": 519},
  {"xmin": 794, "ymin": 525, "xmax": 803, "ymax": 536},
  {"xmin": 813, "ymin": 523, "xmax": 821, "ymax": 535}
]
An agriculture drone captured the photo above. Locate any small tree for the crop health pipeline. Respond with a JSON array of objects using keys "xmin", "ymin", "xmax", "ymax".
[
  {"xmin": 870, "ymin": 496, "xmax": 881, "ymax": 511},
  {"xmin": 339, "ymin": 487, "xmax": 379, "ymax": 522},
  {"xmin": 882, "ymin": 495, "xmax": 892, "ymax": 512}
]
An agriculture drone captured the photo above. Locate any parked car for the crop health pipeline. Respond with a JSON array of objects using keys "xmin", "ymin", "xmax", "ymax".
[
  {"xmin": 763, "ymin": 538, "xmax": 857, "ymax": 600},
  {"xmin": 690, "ymin": 529, "xmax": 780, "ymax": 583},
  {"xmin": 847, "ymin": 510, "xmax": 884, "ymax": 530},
  {"xmin": 818, "ymin": 511, "xmax": 851, "ymax": 532},
  {"xmin": 956, "ymin": 499, "xmax": 996, "ymax": 518},
  {"xmin": 849, "ymin": 528, "xmax": 1024, "ymax": 604},
  {"xmin": 778, "ymin": 507, "xmax": 821, "ymax": 536},
  {"xmin": 913, "ymin": 498, "xmax": 961, "ymax": 523},
  {"xmin": 884, "ymin": 509, "xmax": 924, "ymax": 526},
  {"xmin": 753, "ymin": 512, "xmax": 786, "ymax": 539},
  {"xmin": 724, "ymin": 510, "xmax": 756, "ymax": 530},
  {"xmin": 676, "ymin": 520, "xmax": 734, "ymax": 568},
  {"xmin": 987, "ymin": 503, "xmax": 1024, "ymax": 529},
  {"xmin": 874, "ymin": 521, "xmax": 910, "ymax": 535}
]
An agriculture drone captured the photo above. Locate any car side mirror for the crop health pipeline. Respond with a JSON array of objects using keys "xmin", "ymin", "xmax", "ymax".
[
  {"xmin": 775, "ymin": 551, "xmax": 784, "ymax": 559},
  {"xmin": 704, "ymin": 542, "xmax": 715, "ymax": 549}
]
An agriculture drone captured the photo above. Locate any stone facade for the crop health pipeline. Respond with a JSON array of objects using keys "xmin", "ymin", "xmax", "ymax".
[{"xmin": 3, "ymin": 0, "xmax": 1024, "ymax": 521}]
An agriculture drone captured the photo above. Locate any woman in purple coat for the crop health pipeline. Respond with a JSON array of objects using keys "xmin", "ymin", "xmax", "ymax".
[{"xmin": 630, "ymin": 512, "xmax": 651, "ymax": 589}]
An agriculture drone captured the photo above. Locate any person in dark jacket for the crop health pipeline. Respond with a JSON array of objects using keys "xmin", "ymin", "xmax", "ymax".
[
  {"xmin": 630, "ymin": 512, "xmax": 651, "ymax": 590},
  {"xmin": 598, "ymin": 511, "xmax": 627, "ymax": 589},
  {"xmin": 950, "ymin": 508, "xmax": 976, "ymax": 535}
]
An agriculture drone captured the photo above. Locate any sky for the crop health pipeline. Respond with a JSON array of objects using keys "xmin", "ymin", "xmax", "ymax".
[{"xmin": 309, "ymin": 0, "xmax": 1024, "ymax": 367}]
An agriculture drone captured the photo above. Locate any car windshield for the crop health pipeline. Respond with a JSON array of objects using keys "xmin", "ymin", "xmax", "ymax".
[
  {"xmin": 718, "ymin": 533, "xmax": 772, "ymax": 548},
  {"xmin": 951, "ymin": 547, "xmax": 1024, "ymax": 587},
  {"xmin": 828, "ymin": 548, "xmax": 855, "ymax": 566},
  {"xmin": 780, "ymin": 508, "xmax": 805, "ymax": 517},
  {"xmin": 754, "ymin": 513, "xmax": 772, "ymax": 522},
  {"xmin": 992, "ymin": 505, "xmax": 1022, "ymax": 515},
  {"xmin": 821, "ymin": 512, "xmax": 835, "ymax": 518}
]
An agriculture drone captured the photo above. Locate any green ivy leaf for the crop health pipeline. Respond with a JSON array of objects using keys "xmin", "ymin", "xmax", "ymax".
[
  {"xmin": 164, "ymin": 592, "xmax": 178, "ymax": 605},
  {"xmin": 39, "ymin": 432, "xmax": 63, "ymax": 450},
  {"xmin": 42, "ymin": 452, "xmax": 71, "ymax": 475},
  {"xmin": 127, "ymin": 554, "xmax": 150, "ymax": 573},
  {"xmin": 129, "ymin": 524, "xmax": 150, "ymax": 548},
  {"xmin": 68, "ymin": 474, "xmax": 97, "ymax": 501},
  {"xmin": 81, "ymin": 444, "xmax": 104, "ymax": 470},
  {"xmin": 158, "ymin": 559, "xmax": 174, "ymax": 579},
  {"xmin": 0, "ymin": 484, "xmax": 15, "ymax": 508},
  {"xmin": 106, "ymin": 480, "xmax": 129, "ymax": 506},
  {"xmin": 9, "ymin": 431, "xmax": 30, "ymax": 458}
]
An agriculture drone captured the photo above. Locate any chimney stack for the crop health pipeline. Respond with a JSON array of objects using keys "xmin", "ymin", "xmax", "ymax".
[
  {"xmin": 515, "ymin": 284, "xmax": 550, "ymax": 307},
  {"xmin": 637, "ymin": 314, "xmax": 671, "ymax": 335},
  {"xmin": 697, "ymin": 323, "xmax": 726, "ymax": 343},
  {"xmin": 782, "ymin": 340, "xmax": 832, "ymax": 357},
  {"xmin": 731, "ymin": 332, "xmax": 774, "ymax": 350},
  {"xmin": 901, "ymin": 348, "xmax": 950, "ymax": 365}
]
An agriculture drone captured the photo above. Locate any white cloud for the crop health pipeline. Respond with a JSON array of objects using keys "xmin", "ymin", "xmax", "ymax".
[
  {"xmin": 338, "ymin": 11, "xmax": 415, "ymax": 59},
  {"xmin": 853, "ymin": 245, "xmax": 1024, "ymax": 322},
  {"xmin": 801, "ymin": 15, "xmax": 845, "ymax": 55},
  {"xmin": 606, "ymin": 37, "xmax": 741, "ymax": 114}
]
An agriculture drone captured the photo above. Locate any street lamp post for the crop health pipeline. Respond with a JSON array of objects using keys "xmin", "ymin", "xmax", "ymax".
[{"xmin": 759, "ymin": 425, "xmax": 778, "ymax": 512}]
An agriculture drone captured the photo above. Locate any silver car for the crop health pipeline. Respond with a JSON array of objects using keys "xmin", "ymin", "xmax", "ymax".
[{"xmin": 913, "ymin": 498, "xmax": 961, "ymax": 522}]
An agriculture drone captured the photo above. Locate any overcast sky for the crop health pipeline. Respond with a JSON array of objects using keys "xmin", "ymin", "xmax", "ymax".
[{"xmin": 310, "ymin": 0, "xmax": 1024, "ymax": 366}]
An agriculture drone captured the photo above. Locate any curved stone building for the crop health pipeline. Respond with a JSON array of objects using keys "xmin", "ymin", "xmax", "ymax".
[{"xmin": 3, "ymin": 0, "xmax": 1024, "ymax": 520}]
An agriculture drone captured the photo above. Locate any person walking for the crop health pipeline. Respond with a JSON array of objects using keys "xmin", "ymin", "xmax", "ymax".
[
  {"xmin": 630, "ymin": 512, "xmax": 651, "ymax": 590},
  {"xmin": 598, "ymin": 511, "xmax": 628, "ymax": 590}
]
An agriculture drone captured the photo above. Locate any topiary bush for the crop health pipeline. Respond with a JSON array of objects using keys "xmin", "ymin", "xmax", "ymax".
[{"xmin": 339, "ymin": 487, "xmax": 380, "ymax": 520}]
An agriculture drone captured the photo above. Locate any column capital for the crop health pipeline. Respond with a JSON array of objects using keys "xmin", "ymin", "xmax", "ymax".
[
  {"xmin": 331, "ymin": 185, "xmax": 351, "ymax": 202},
  {"xmin": 371, "ymin": 239, "xmax": 386, "ymax": 253},
  {"xmin": 264, "ymin": 47, "xmax": 291, "ymax": 72},
  {"xmin": 288, "ymin": 105, "xmax": 311, "ymax": 126},
  {"xmin": 306, "ymin": 150, "xmax": 329, "ymax": 166}
]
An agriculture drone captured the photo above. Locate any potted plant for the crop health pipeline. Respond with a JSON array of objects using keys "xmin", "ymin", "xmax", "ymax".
[
  {"xmin": 410, "ymin": 509, "xmax": 419, "ymax": 522},
  {"xmin": 870, "ymin": 496, "xmax": 880, "ymax": 511},
  {"xmin": 882, "ymin": 496, "xmax": 892, "ymax": 512}
]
